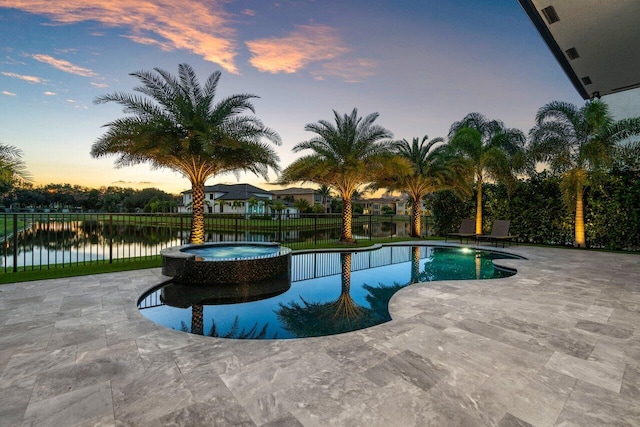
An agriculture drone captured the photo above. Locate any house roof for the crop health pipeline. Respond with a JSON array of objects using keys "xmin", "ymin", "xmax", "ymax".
[
  {"xmin": 181, "ymin": 183, "xmax": 272, "ymax": 200},
  {"xmin": 355, "ymin": 197, "xmax": 398, "ymax": 204},
  {"xmin": 271, "ymin": 187, "xmax": 317, "ymax": 195},
  {"xmin": 518, "ymin": 0, "xmax": 640, "ymax": 99}
]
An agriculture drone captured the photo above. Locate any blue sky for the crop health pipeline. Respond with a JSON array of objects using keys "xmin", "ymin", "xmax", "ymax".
[{"xmin": 0, "ymin": 0, "xmax": 583, "ymax": 194}]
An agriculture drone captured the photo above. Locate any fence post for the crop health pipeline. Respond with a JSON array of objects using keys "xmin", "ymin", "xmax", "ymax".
[
  {"xmin": 109, "ymin": 213, "xmax": 113, "ymax": 264},
  {"xmin": 314, "ymin": 214, "xmax": 318, "ymax": 245},
  {"xmin": 235, "ymin": 217, "xmax": 239, "ymax": 241},
  {"xmin": 369, "ymin": 215, "xmax": 372, "ymax": 240},
  {"xmin": 179, "ymin": 214, "xmax": 184, "ymax": 243},
  {"xmin": 12, "ymin": 213, "xmax": 18, "ymax": 273},
  {"xmin": 278, "ymin": 212, "xmax": 282, "ymax": 243}
]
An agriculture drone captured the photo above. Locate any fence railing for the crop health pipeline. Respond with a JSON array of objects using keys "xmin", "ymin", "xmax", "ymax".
[{"xmin": 0, "ymin": 212, "xmax": 432, "ymax": 274}]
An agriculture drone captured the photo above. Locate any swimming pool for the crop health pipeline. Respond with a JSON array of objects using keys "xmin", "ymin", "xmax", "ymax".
[{"xmin": 138, "ymin": 245, "xmax": 523, "ymax": 339}]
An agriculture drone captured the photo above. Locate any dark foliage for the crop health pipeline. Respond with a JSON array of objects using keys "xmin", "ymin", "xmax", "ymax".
[{"xmin": 429, "ymin": 170, "xmax": 640, "ymax": 251}]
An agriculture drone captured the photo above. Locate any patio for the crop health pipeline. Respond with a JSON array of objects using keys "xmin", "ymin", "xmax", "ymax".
[{"xmin": 1, "ymin": 244, "xmax": 639, "ymax": 426}]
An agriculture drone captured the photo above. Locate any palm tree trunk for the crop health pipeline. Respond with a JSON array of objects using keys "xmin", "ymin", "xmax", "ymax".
[
  {"xmin": 475, "ymin": 176, "xmax": 483, "ymax": 235},
  {"xmin": 340, "ymin": 197, "xmax": 354, "ymax": 243},
  {"xmin": 191, "ymin": 304, "xmax": 204, "ymax": 335},
  {"xmin": 411, "ymin": 197, "xmax": 421, "ymax": 238},
  {"xmin": 575, "ymin": 181, "xmax": 586, "ymax": 248},
  {"xmin": 190, "ymin": 181, "xmax": 206, "ymax": 244},
  {"xmin": 410, "ymin": 246, "xmax": 421, "ymax": 283}
]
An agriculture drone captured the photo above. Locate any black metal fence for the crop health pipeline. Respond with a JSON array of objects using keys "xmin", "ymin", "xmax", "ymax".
[{"xmin": 0, "ymin": 212, "xmax": 432, "ymax": 274}]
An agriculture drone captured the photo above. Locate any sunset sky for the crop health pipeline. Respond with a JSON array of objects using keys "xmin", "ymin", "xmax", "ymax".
[{"xmin": 0, "ymin": 0, "xmax": 582, "ymax": 195}]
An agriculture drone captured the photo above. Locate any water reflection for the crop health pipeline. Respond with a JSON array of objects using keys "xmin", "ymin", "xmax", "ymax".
[
  {"xmin": 138, "ymin": 246, "xmax": 521, "ymax": 339},
  {"xmin": 276, "ymin": 253, "xmax": 383, "ymax": 337}
]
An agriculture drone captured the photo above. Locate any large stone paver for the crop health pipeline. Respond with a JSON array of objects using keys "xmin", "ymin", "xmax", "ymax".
[{"xmin": 0, "ymin": 244, "xmax": 639, "ymax": 426}]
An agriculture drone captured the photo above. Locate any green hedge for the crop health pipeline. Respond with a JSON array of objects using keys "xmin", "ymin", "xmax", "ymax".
[{"xmin": 427, "ymin": 170, "xmax": 640, "ymax": 251}]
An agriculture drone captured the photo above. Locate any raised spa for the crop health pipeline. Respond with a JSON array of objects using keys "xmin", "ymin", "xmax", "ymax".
[{"xmin": 161, "ymin": 242, "xmax": 292, "ymax": 286}]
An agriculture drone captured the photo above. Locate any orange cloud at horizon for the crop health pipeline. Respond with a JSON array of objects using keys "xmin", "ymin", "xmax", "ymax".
[
  {"xmin": 246, "ymin": 24, "xmax": 349, "ymax": 74},
  {"xmin": 0, "ymin": 0, "xmax": 239, "ymax": 73}
]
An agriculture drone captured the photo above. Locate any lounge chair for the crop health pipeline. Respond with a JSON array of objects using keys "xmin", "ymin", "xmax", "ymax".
[
  {"xmin": 445, "ymin": 219, "xmax": 476, "ymax": 243},
  {"xmin": 475, "ymin": 220, "xmax": 518, "ymax": 247}
]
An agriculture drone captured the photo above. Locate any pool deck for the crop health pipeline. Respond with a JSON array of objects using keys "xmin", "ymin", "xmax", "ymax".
[{"xmin": 1, "ymin": 243, "xmax": 639, "ymax": 426}]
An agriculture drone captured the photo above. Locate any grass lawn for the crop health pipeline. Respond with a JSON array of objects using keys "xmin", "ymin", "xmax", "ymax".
[{"xmin": 0, "ymin": 217, "xmax": 28, "ymax": 238}]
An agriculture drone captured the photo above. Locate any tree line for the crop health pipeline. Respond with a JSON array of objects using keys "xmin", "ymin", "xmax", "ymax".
[{"xmin": 1, "ymin": 183, "xmax": 178, "ymax": 213}]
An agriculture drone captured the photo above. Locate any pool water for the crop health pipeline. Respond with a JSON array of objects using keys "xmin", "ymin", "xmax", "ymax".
[
  {"xmin": 182, "ymin": 244, "xmax": 280, "ymax": 260},
  {"xmin": 139, "ymin": 245, "xmax": 522, "ymax": 339}
]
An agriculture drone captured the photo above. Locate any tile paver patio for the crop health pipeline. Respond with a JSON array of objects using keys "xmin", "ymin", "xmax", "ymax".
[{"xmin": 1, "ymin": 243, "xmax": 639, "ymax": 426}]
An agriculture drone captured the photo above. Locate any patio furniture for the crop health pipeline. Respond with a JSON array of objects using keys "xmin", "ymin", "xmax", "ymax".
[
  {"xmin": 476, "ymin": 220, "xmax": 518, "ymax": 247},
  {"xmin": 445, "ymin": 218, "xmax": 477, "ymax": 243}
]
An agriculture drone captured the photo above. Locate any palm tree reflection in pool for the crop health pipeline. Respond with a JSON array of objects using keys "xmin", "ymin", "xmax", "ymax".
[
  {"xmin": 182, "ymin": 305, "xmax": 274, "ymax": 339},
  {"xmin": 277, "ymin": 252, "xmax": 383, "ymax": 337}
]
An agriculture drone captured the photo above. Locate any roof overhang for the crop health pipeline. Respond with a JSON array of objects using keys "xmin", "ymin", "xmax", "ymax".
[{"xmin": 518, "ymin": 0, "xmax": 640, "ymax": 99}]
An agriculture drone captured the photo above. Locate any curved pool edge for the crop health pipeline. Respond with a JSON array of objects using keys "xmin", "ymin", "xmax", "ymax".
[
  {"xmin": 138, "ymin": 241, "xmax": 529, "ymax": 340},
  {"xmin": 385, "ymin": 242, "xmax": 529, "ymax": 323}
]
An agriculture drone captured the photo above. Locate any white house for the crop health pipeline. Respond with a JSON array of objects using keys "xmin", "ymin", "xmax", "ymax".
[{"xmin": 179, "ymin": 183, "xmax": 299, "ymax": 215}]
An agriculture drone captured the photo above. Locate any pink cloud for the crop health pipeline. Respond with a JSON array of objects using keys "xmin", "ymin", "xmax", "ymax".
[
  {"xmin": 1, "ymin": 71, "xmax": 45, "ymax": 83},
  {"xmin": 32, "ymin": 54, "xmax": 97, "ymax": 77},
  {"xmin": 313, "ymin": 58, "xmax": 377, "ymax": 83},
  {"xmin": 2, "ymin": 0, "xmax": 239, "ymax": 73},
  {"xmin": 246, "ymin": 24, "xmax": 349, "ymax": 74}
]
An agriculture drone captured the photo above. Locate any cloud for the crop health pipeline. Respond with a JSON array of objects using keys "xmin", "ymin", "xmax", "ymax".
[
  {"xmin": 1, "ymin": 71, "xmax": 45, "ymax": 83},
  {"xmin": 241, "ymin": 9, "xmax": 256, "ymax": 17},
  {"xmin": 2, "ymin": 1, "xmax": 239, "ymax": 73},
  {"xmin": 90, "ymin": 82, "xmax": 109, "ymax": 88},
  {"xmin": 312, "ymin": 58, "xmax": 377, "ymax": 83},
  {"xmin": 32, "ymin": 54, "xmax": 97, "ymax": 77},
  {"xmin": 43, "ymin": 91, "xmax": 56, "ymax": 95},
  {"xmin": 2, "ymin": 90, "xmax": 16, "ymax": 96},
  {"xmin": 1, "ymin": 56, "xmax": 26, "ymax": 65},
  {"xmin": 246, "ymin": 24, "xmax": 349, "ymax": 74}
]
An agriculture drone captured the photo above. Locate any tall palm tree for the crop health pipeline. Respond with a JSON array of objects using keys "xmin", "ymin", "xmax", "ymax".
[
  {"xmin": 280, "ymin": 109, "xmax": 395, "ymax": 243},
  {"xmin": 0, "ymin": 144, "xmax": 31, "ymax": 193},
  {"xmin": 448, "ymin": 113, "xmax": 527, "ymax": 235},
  {"xmin": 376, "ymin": 135, "xmax": 470, "ymax": 237},
  {"xmin": 529, "ymin": 99, "xmax": 640, "ymax": 247},
  {"xmin": 91, "ymin": 64, "xmax": 281, "ymax": 244}
]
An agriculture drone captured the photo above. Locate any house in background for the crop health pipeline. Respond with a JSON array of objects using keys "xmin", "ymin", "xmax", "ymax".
[
  {"xmin": 179, "ymin": 183, "xmax": 301, "ymax": 216},
  {"xmin": 271, "ymin": 187, "xmax": 322, "ymax": 205},
  {"xmin": 179, "ymin": 184, "xmax": 274, "ymax": 214},
  {"xmin": 358, "ymin": 197, "xmax": 398, "ymax": 215},
  {"xmin": 271, "ymin": 187, "xmax": 325, "ymax": 211}
]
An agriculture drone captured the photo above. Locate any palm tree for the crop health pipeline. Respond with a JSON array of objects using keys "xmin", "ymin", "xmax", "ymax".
[
  {"xmin": 448, "ymin": 113, "xmax": 527, "ymax": 235},
  {"xmin": 294, "ymin": 198, "xmax": 310, "ymax": 213},
  {"xmin": 529, "ymin": 99, "xmax": 640, "ymax": 247},
  {"xmin": 280, "ymin": 109, "xmax": 395, "ymax": 243},
  {"xmin": 91, "ymin": 64, "xmax": 281, "ymax": 244},
  {"xmin": 0, "ymin": 144, "xmax": 31, "ymax": 193},
  {"xmin": 317, "ymin": 184, "xmax": 332, "ymax": 213},
  {"xmin": 376, "ymin": 135, "xmax": 469, "ymax": 237}
]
